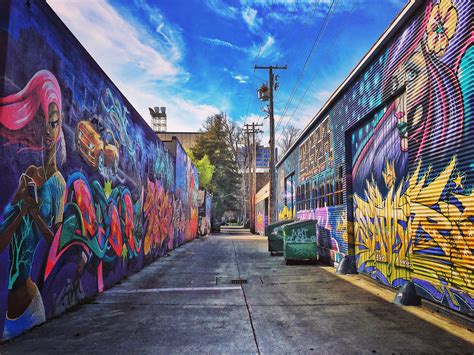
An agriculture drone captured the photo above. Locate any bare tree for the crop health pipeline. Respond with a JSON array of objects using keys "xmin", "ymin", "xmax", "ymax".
[
  {"xmin": 222, "ymin": 115, "xmax": 242, "ymax": 163},
  {"xmin": 278, "ymin": 124, "xmax": 300, "ymax": 156}
]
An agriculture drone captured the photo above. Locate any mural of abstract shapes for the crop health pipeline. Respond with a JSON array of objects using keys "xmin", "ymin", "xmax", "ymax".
[
  {"xmin": 256, "ymin": 210, "xmax": 265, "ymax": 235},
  {"xmin": 279, "ymin": 205, "xmax": 295, "ymax": 221},
  {"xmin": 351, "ymin": 95, "xmax": 411, "ymax": 288},
  {"xmin": 409, "ymin": 157, "xmax": 473, "ymax": 314},
  {"xmin": 143, "ymin": 178, "xmax": 174, "ymax": 258},
  {"xmin": 45, "ymin": 173, "xmax": 143, "ymax": 287},
  {"xmin": 353, "ymin": 163, "xmax": 411, "ymax": 287},
  {"xmin": 76, "ymin": 120, "xmax": 119, "ymax": 173}
]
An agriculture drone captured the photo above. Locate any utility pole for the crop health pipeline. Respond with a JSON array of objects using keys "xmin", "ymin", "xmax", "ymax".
[
  {"xmin": 241, "ymin": 147, "xmax": 247, "ymax": 226},
  {"xmin": 245, "ymin": 126, "xmax": 251, "ymax": 229},
  {"xmin": 255, "ymin": 65, "xmax": 287, "ymax": 224},
  {"xmin": 244, "ymin": 122, "xmax": 263, "ymax": 234}
]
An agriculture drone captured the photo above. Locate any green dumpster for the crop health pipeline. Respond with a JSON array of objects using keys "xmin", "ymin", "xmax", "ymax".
[
  {"xmin": 266, "ymin": 220, "xmax": 294, "ymax": 254},
  {"xmin": 282, "ymin": 220, "xmax": 318, "ymax": 262}
]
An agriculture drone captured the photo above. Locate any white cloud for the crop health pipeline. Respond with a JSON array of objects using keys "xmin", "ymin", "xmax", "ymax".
[
  {"xmin": 242, "ymin": 7, "xmax": 262, "ymax": 32},
  {"xmin": 314, "ymin": 90, "xmax": 332, "ymax": 102},
  {"xmin": 200, "ymin": 37, "xmax": 248, "ymax": 53},
  {"xmin": 115, "ymin": 78, "xmax": 220, "ymax": 131},
  {"xmin": 247, "ymin": 0, "xmax": 355, "ymax": 24},
  {"xmin": 48, "ymin": 0, "xmax": 182, "ymax": 82},
  {"xmin": 205, "ymin": 0, "xmax": 239, "ymax": 19},
  {"xmin": 241, "ymin": 114, "xmax": 262, "ymax": 125},
  {"xmin": 252, "ymin": 35, "xmax": 277, "ymax": 58},
  {"xmin": 224, "ymin": 68, "xmax": 249, "ymax": 84},
  {"xmin": 132, "ymin": 0, "xmax": 184, "ymax": 63},
  {"xmin": 201, "ymin": 34, "xmax": 277, "ymax": 60},
  {"xmin": 47, "ymin": 0, "xmax": 221, "ymax": 132},
  {"xmin": 233, "ymin": 75, "xmax": 249, "ymax": 84}
]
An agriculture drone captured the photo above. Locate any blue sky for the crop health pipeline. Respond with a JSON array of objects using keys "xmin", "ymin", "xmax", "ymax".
[{"xmin": 47, "ymin": 0, "xmax": 406, "ymax": 141}]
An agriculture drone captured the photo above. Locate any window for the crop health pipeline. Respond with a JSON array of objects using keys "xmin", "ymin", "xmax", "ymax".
[
  {"xmin": 285, "ymin": 174, "xmax": 295, "ymax": 210},
  {"xmin": 296, "ymin": 185, "xmax": 301, "ymax": 210},
  {"xmin": 326, "ymin": 179, "xmax": 334, "ymax": 207},
  {"xmin": 306, "ymin": 181, "xmax": 311, "ymax": 210},
  {"xmin": 335, "ymin": 166, "xmax": 344, "ymax": 205},
  {"xmin": 311, "ymin": 180, "xmax": 317, "ymax": 209},
  {"xmin": 319, "ymin": 182, "xmax": 325, "ymax": 207}
]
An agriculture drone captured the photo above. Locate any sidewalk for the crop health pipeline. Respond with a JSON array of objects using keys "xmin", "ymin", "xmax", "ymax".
[{"xmin": 1, "ymin": 229, "xmax": 473, "ymax": 353}]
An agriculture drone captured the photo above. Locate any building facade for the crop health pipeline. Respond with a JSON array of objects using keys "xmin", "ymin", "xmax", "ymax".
[
  {"xmin": 158, "ymin": 132, "xmax": 203, "ymax": 151},
  {"xmin": 0, "ymin": 0, "xmax": 199, "ymax": 339},
  {"xmin": 276, "ymin": 0, "xmax": 473, "ymax": 316}
]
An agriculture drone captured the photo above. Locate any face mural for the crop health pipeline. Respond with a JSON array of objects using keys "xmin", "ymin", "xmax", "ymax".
[
  {"xmin": 0, "ymin": 1, "xmax": 199, "ymax": 339},
  {"xmin": 351, "ymin": 0, "xmax": 473, "ymax": 313},
  {"xmin": 274, "ymin": 0, "xmax": 472, "ymax": 315}
]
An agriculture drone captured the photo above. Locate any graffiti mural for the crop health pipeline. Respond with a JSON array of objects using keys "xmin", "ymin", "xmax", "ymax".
[
  {"xmin": 277, "ymin": 148, "xmax": 299, "ymax": 221},
  {"xmin": 275, "ymin": 0, "xmax": 473, "ymax": 315},
  {"xmin": 174, "ymin": 141, "xmax": 199, "ymax": 245},
  {"xmin": 380, "ymin": 0, "xmax": 472, "ymax": 313},
  {"xmin": 198, "ymin": 190, "xmax": 212, "ymax": 236},
  {"xmin": 0, "ymin": 0, "xmax": 198, "ymax": 339},
  {"xmin": 351, "ymin": 95, "xmax": 411, "ymax": 287}
]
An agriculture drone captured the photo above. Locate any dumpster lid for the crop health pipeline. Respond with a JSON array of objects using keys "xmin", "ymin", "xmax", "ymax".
[
  {"xmin": 267, "ymin": 219, "xmax": 295, "ymax": 228},
  {"xmin": 282, "ymin": 219, "xmax": 317, "ymax": 228}
]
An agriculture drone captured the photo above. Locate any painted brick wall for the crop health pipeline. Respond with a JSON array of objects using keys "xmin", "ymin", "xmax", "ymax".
[{"xmin": 0, "ymin": 0, "xmax": 199, "ymax": 339}]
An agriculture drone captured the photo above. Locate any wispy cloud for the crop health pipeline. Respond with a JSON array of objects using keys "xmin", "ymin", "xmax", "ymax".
[
  {"xmin": 252, "ymin": 35, "xmax": 277, "ymax": 58},
  {"xmin": 205, "ymin": 0, "xmax": 239, "ymax": 19},
  {"xmin": 233, "ymin": 75, "xmax": 249, "ymax": 83},
  {"xmin": 200, "ymin": 34, "xmax": 277, "ymax": 59},
  {"xmin": 250, "ymin": 0, "xmax": 355, "ymax": 24},
  {"xmin": 224, "ymin": 68, "xmax": 250, "ymax": 84},
  {"xmin": 242, "ymin": 6, "xmax": 262, "ymax": 32},
  {"xmin": 115, "ymin": 78, "xmax": 220, "ymax": 131},
  {"xmin": 199, "ymin": 36, "xmax": 248, "ymax": 53},
  {"xmin": 132, "ymin": 0, "xmax": 185, "ymax": 62},
  {"xmin": 48, "ymin": 0, "xmax": 182, "ymax": 82},
  {"xmin": 47, "ymin": 0, "xmax": 221, "ymax": 131}
]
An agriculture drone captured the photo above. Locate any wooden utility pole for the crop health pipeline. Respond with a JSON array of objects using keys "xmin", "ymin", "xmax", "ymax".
[
  {"xmin": 244, "ymin": 122, "xmax": 263, "ymax": 234},
  {"xmin": 255, "ymin": 65, "xmax": 287, "ymax": 224},
  {"xmin": 245, "ymin": 126, "xmax": 251, "ymax": 229}
]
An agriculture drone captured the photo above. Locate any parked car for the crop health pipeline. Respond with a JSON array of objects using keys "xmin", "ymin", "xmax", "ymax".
[{"xmin": 76, "ymin": 120, "xmax": 119, "ymax": 173}]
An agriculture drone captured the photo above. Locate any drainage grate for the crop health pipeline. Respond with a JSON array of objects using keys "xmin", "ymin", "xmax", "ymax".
[{"xmin": 231, "ymin": 279, "xmax": 248, "ymax": 285}]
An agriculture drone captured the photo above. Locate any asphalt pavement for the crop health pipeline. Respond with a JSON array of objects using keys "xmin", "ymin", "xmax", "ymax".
[{"xmin": 1, "ymin": 228, "xmax": 473, "ymax": 354}]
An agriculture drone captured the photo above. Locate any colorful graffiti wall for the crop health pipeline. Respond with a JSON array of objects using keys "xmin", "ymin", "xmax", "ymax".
[
  {"xmin": 255, "ymin": 183, "xmax": 269, "ymax": 235},
  {"xmin": 174, "ymin": 141, "xmax": 199, "ymax": 245},
  {"xmin": 0, "ymin": 0, "xmax": 199, "ymax": 339},
  {"xmin": 197, "ymin": 190, "xmax": 212, "ymax": 236},
  {"xmin": 277, "ymin": 149, "xmax": 298, "ymax": 221},
  {"xmin": 276, "ymin": 0, "xmax": 473, "ymax": 315},
  {"xmin": 255, "ymin": 200, "xmax": 267, "ymax": 236}
]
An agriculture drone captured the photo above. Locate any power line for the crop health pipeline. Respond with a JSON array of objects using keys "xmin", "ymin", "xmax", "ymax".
[
  {"xmin": 277, "ymin": 0, "xmax": 357, "ymax": 143},
  {"xmin": 243, "ymin": 37, "xmax": 267, "ymax": 127},
  {"xmin": 273, "ymin": 0, "xmax": 322, "ymax": 102},
  {"xmin": 274, "ymin": 0, "xmax": 336, "ymax": 133},
  {"xmin": 255, "ymin": 1, "xmax": 323, "ymax": 129}
]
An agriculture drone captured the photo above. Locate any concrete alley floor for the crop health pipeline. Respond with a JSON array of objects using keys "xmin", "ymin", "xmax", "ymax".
[{"xmin": 1, "ymin": 228, "xmax": 473, "ymax": 354}]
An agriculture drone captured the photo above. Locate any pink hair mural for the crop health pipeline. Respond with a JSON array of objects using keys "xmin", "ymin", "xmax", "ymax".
[{"xmin": 0, "ymin": 70, "xmax": 62, "ymax": 151}]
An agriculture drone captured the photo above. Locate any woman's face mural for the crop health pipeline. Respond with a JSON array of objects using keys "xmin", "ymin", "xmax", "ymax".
[
  {"xmin": 44, "ymin": 103, "xmax": 61, "ymax": 152},
  {"xmin": 388, "ymin": 48, "xmax": 429, "ymax": 153}
]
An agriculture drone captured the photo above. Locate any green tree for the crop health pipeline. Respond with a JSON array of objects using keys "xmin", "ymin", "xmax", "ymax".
[
  {"xmin": 187, "ymin": 150, "xmax": 215, "ymax": 191},
  {"xmin": 191, "ymin": 113, "xmax": 241, "ymax": 222}
]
